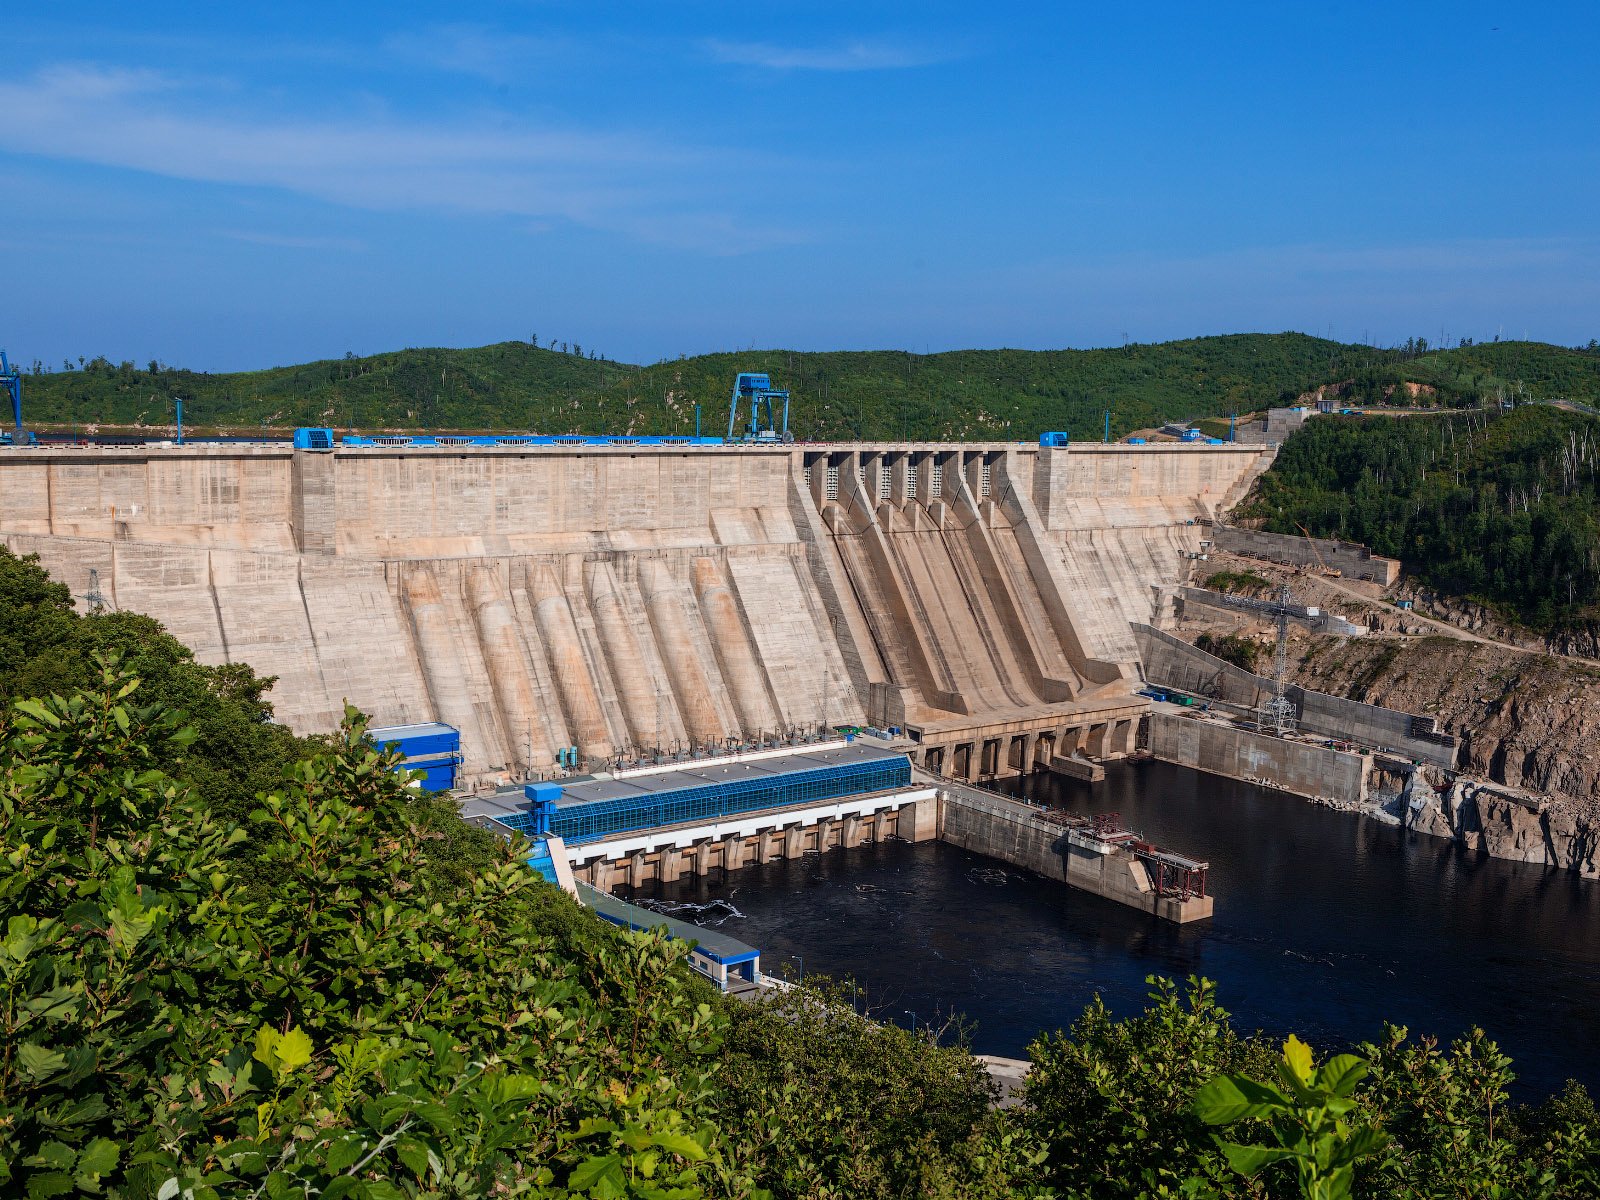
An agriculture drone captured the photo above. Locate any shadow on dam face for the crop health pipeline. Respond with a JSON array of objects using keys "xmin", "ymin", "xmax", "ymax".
[{"xmin": 0, "ymin": 441, "xmax": 1273, "ymax": 784}]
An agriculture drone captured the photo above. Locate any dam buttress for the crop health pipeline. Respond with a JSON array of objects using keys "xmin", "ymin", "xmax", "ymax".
[{"xmin": 0, "ymin": 440, "xmax": 1270, "ymax": 787}]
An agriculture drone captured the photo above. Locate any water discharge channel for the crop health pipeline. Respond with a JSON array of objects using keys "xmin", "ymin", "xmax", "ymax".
[{"xmin": 615, "ymin": 760, "xmax": 1600, "ymax": 1101}]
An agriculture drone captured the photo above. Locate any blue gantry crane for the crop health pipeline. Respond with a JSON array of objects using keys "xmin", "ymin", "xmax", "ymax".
[
  {"xmin": 725, "ymin": 372, "xmax": 792, "ymax": 442},
  {"xmin": 0, "ymin": 350, "xmax": 33, "ymax": 446}
]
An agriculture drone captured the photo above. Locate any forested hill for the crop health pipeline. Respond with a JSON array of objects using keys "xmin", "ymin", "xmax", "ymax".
[
  {"xmin": 1245, "ymin": 404, "xmax": 1600, "ymax": 634},
  {"xmin": 20, "ymin": 333, "xmax": 1600, "ymax": 440}
]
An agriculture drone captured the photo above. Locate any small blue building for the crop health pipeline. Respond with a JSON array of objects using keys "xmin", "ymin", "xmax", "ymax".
[{"xmin": 367, "ymin": 722, "xmax": 463, "ymax": 792}]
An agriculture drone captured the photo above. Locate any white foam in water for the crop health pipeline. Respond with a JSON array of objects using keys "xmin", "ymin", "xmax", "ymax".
[{"xmin": 633, "ymin": 897, "xmax": 746, "ymax": 927}]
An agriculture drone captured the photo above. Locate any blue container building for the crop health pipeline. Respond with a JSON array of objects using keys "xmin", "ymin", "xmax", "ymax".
[{"xmin": 367, "ymin": 722, "xmax": 463, "ymax": 792}]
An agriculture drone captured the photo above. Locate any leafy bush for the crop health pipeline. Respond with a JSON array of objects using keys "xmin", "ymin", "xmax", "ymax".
[
  {"xmin": 716, "ymin": 979, "xmax": 1047, "ymax": 1199},
  {"xmin": 1022, "ymin": 977, "xmax": 1279, "ymax": 1196},
  {"xmin": 0, "ymin": 658, "xmax": 757, "ymax": 1198},
  {"xmin": 1203, "ymin": 570, "xmax": 1274, "ymax": 596}
]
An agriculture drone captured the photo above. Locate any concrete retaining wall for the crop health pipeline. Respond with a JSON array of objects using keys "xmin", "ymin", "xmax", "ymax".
[
  {"xmin": 1211, "ymin": 526, "xmax": 1400, "ymax": 585},
  {"xmin": 1134, "ymin": 624, "xmax": 1456, "ymax": 768},
  {"xmin": 1147, "ymin": 711, "xmax": 1367, "ymax": 805}
]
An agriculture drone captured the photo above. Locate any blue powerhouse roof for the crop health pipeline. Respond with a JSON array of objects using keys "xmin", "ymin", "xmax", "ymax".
[
  {"xmin": 554, "ymin": 742, "xmax": 907, "ymax": 809},
  {"xmin": 511, "ymin": 743, "xmax": 913, "ymax": 845}
]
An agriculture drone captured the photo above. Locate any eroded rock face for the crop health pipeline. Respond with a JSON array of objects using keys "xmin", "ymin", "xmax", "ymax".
[{"xmin": 1405, "ymin": 779, "xmax": 1600, "ymax": 879}]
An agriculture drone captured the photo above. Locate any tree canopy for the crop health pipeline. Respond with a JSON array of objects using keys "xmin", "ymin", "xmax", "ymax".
[
  {"xmin": 1245, "ymin": 406, "xmax": 1600, "ymax": 632},
  {"xmin": 22, "ymin": 335, "xmax": 1600, "ymax": 442}
]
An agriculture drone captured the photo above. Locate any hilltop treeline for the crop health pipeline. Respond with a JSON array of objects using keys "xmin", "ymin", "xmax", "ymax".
[
  {"xmin": 19, "ymin": 334, "xmax": 1600, "ymax": 441},
  {"xmin": 1247, "ymin": 406, "xmax": 1600, "ymax": 633},
  {"xmin": 5, "ymin": 545, "xmax": 1600, "ymax": 1198}
]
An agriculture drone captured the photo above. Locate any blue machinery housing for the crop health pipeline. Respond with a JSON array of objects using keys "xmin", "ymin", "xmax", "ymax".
[
  {"xmin": 725, "ymin": 373, "xmax": 791, "ymax": 442},
  {"xmin": 367, "ymin": 722, "xmax": 463, "ymax": 792},
  {"xmin": 503, "ymin": 744, "xmax": 913, "ymax": 847},
  {"xmin": 461, "ymin": 745, "xmax": 914, "ymax": 994}
]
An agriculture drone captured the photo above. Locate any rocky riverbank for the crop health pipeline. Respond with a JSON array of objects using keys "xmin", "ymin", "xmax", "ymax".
[
  {"xmin": 1170, "ymin": 555, "xmax": 1600, "ymax": 875},
  {"xmin": 1403, "ymin": 776, "xmax": 1600, "ymax": 877}
]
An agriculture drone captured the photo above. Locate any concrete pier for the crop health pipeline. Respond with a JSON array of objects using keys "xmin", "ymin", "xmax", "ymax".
[
  {"xmin": 934, "ymin": 779, "xmax": 1213, "ymax": 923},
  {"xmin": 561, "ymin": 786, "xmax": 939, "ymax": 888}
]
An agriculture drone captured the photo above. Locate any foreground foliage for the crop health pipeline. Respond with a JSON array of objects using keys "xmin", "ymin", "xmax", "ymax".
[
  {"xmin": 1, "ymin": 659, "xmax": 755, "ymax": 1197},
  {"xmin": 3, "ymin": 559, "xmax": 1600, "ymax": 1197}
]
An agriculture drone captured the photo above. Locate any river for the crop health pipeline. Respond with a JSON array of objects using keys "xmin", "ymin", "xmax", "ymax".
[{"xmin": 613, "ymin": 760, "xmax": 1600, "ymax": 1100}]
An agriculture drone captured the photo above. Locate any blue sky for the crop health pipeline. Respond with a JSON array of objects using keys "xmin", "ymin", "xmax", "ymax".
[{"xmin": 2, "ymin": 1, "xmax": 1597, "ymax": 370}]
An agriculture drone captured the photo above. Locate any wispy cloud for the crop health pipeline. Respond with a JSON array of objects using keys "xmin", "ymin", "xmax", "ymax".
[
  {"xmin": 0, "ymin": 63, "xmax": 800, "ymax": 252},
  {"xmin": 380, "ymin": 25, "xmax": 569, "ymax": 84},
  {"xmin": 703, "ymin": 38, "xmax": 954, "ymax": 72},
  {"xmin": 219, "ymin": 230, "xmax": 367, "ymax": 252}
]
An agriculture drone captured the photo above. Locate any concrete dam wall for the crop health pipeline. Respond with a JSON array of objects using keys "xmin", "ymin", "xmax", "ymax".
[{"xmin": 0, "ymin": 441, "xmax": 1271, "ymax": 787}]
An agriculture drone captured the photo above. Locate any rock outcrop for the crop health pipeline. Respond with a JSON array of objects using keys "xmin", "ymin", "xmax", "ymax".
[{"xmin": 1406, "ymin": 777, "xmax": 1600, "ymax": 877}]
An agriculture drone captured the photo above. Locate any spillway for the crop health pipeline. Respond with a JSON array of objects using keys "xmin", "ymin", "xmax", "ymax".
[{"xmin": 0, "ymin": 438, "xmax": 1271, "ymax": 787}]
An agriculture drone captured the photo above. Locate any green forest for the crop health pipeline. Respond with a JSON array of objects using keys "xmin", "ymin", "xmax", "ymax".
[
  {"xmin": 18, "ymin": 334, "xmax": 1600, "ymax": 442},
  {"xmin": 6, "ymin": 544, "xmax": 1600, "ymax": 1198},
  {"xmin": 1245, "ymin": 406, "xmax": 1600, "ymax": 633}
]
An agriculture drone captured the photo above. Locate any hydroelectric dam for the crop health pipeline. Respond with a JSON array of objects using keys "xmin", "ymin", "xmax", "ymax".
[{"xmin": 0, "ymin": 437, "xmax": 1269, "ymax": 921}]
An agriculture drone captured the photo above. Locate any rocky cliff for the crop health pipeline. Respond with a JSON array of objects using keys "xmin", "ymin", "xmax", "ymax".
[
  {"xmin": 1406, "ymin": 777, "xmax": 1600, "ymax": 879},
  {"xmin": 1288, "ymin": 634, "xmax": 1600, "ymax": 874}
]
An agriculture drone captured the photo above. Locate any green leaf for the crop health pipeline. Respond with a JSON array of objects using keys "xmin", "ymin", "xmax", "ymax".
[
  {"xmin": 650, "ymin": 1132, "xmax": 708, "ymax": 1162},
  {"xmin": 75, "ymin": 1137, "xmax": 119, "ymax": 1178},
  {"xmin": 13, "ymin": 699, "xmax": 62, "ymax": 728},
  {"xmin": 29, "ymin": 1143, "xmax": 77, "ymax": 1171},
  {"xmin": 253, "ymin": 1026, "xmax": 280, "ymax": 1070},
  {"xmin": 395, "ymin": 1141, "xmax": 430, "ymax": 1180},
  {"xmin": 17, "ymin": 1042, "xmax": 68, "ymax": 1082},
  {"xmin": 275, "ymin": 1026, "xmax": 314, "ymax": 1072},
  {"xmin": 1318, "ymin": 1054, "xmax": 1368, "ymax": 1098},
  {"xmin": 616, "ymin": 1126, "xmax": 651, "ymax": 1153},
  {"xmin": 1192, "ymin": 1074, "xmax": 1284, "ymax": 1125},
  {"xmin": 1338, "ymin": 1124, "xmax": 1389, "ymax": 1162},
  {"xmin": 25, "ymin": 1171, "xmax": 75, "ymax": 1200},
  {"xmin": 1219, "ymin": 1140, "xmax": 1301, "ymax": 1178},
  {"xmin": 568, "ymin": 1154, "xmax": 625, "ymax": 1192},
  {"xmin": 1282, "ymin": 1034, "xmax": 1315, "ymax": 1087},
  {"xmin": 324, "ymin": 1136, "xmax": 365, "ymax": 1174}
]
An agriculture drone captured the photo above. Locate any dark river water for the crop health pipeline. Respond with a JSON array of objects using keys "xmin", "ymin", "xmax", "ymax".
[{"xmin": 614, "ymin": 761, "xmax": 1600, "ymax": 1100}]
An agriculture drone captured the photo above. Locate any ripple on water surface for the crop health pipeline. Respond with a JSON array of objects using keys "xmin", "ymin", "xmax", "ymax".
[{"xmin": 614, "ymin": 760, "xmax": 1600, "ymax": 1100}]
